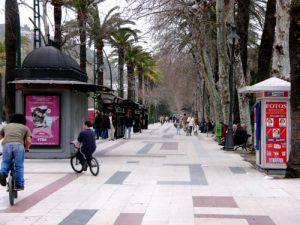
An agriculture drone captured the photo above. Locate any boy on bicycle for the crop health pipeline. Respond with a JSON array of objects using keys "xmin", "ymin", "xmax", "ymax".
[
  {"xmin": 0, "ymin": 114, "xmax": 31, "ymax": 190},
  {"xmin": 76, "ymin": 121, "xmax": 96, "ymax": 170}
]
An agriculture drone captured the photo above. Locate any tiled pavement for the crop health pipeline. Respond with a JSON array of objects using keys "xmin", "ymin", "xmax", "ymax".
[{"xmin": 1, "ymin": 123, "xmax": 300, "ymax": 225}]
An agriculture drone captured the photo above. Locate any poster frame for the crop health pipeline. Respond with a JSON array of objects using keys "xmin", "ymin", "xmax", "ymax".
[{"xmin": 24, "ymin": 93, "xmax": 61, "ymax": 148}]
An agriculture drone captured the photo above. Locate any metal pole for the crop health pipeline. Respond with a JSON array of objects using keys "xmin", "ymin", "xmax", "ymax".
[{"xmin": 224, "ymin": 38, "xmax": 235, "ymax": 150}]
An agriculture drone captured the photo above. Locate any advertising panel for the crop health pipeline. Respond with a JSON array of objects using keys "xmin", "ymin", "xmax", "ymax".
[
  {"xmin": 25, "ymin": 95, "xmax": 60, "ymax": 146},
  {"xmin": 265, "ymin": 101, "xmax": 287, "ymax": 165}
]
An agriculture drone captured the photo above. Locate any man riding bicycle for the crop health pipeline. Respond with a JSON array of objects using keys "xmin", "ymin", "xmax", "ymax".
[
  {"xmin": 0, "ymin": 114, "xmax": 31, "ymax": 190},
  {"xmin": 76, "ymin": 121, "xmax": 96, "ymax": 170}
]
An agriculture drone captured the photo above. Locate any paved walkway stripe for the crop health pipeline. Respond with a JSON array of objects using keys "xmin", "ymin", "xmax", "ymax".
[
  {"xmin": 126, "ymin": 161, "xmax": 139, "ymax": 164},
  {"xmin": 162, "ymin": 135, "xmax": 173, "ymax": 138},
  {"xmin": 195, "ymin": 214, "xmax": 277, "ymax": 225},
  {"xmin": 136, "ymin": 144, "xmax": 154, "ymax": 154},
  {"xmin": 190, "ymin": 164, "xmax": 208, "ymax": 185},
  {"xmin": 1, "ymin": 173, "xmax": 79, "ymax": 213},
  {"xmin": 158, "ymin": 164, "xmax": 208, "ymax": 185},
  {"xmin": 105, "ymin": 171, "xmax": 131, "ymax": 184},
  {"xmin": 59, "ymin": 209, "xmax": 97, "ymax": 225},
  {"xmin": 160, "ymin": 142, "xmax": 178, "ymax": 150},
  {"xmin": 113, "ymin": 213, "xmax": 144, "ymax": 225},
  {"xmin": 229, "ymin": 167, "xmax": 247, "ymax": 174},
  {"xmin": 94, "ymin": 141, "xmax": 126, "ymax": 156},
  {"xmin": 193, "ymin": 196, "xmax": 238, "ymax": 208}
]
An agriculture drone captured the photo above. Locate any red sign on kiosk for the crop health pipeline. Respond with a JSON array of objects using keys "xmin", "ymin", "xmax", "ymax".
[{"xmin": 265, "ymin": 102, "xmax": 287, "ymax": 164}]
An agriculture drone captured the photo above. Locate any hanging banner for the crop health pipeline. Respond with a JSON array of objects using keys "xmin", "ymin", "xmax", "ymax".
[
  {"xmin": 265, "ymin": 101, "xmax": 287, "ymax": 164},
  {"xmin": 25, "ymin": 95, "xmax": 60, "ymax": 146}
]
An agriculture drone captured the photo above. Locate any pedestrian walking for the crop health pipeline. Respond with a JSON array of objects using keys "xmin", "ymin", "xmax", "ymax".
[
  {"xmin": 124, "ymin": 112, "xmax": 134, "ymax": 139},
  {"xmin": 108, "ymin": 112, "xmax": 116, "ymax": 141}
]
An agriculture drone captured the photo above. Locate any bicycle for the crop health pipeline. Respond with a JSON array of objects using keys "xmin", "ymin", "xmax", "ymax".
[
  {"xmin": 70, "ymin": 142, "xmax": 99, "ymax": 176},
  {"xmin": 0, "ymin": 150, "xmax": 29, "ymax": 206}
]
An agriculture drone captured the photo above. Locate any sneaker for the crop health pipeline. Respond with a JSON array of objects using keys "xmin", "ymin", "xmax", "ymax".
[
  {"xmin": 0, "ymin": 172, "xmax": 7, "ymax": 186},
  {"xmin": 16, "ymin": 185, "xmax": 24, "ymax": 191}
]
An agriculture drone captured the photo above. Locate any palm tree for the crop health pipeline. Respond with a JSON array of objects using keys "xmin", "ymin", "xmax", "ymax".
[
  {"xmin": 5, "ymin": 0, "xmax": 19, "ymax": 120},
  {"xmin": 124, "ymin": 45, "xmax": 142, "ymax": 101},
  {"xmin": 286, "ymin": 0, "xmax": 300, "ymax": 178},
  {"xmin": 135, "ymin": 50, "xmax": 159, "ymax": 104},
  {"xmin": 87, "ymin": 6, "xmax": 135, "ymax": 86},
  {"xmin": 109, "ymin": 28, "xmax": 139, "ymax": 98},
  {"xmin": 65, "ymin": 0, "xmax": 104, "ymax": 72}
]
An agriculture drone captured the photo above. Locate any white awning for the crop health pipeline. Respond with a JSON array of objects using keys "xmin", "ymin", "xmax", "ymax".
[{"xmin": 238, "ymin": 77, "xmax": 290, "ymax": 93}]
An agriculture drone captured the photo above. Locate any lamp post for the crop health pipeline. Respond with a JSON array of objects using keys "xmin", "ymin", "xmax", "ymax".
[{"xmin": 224, "ymin": 26, "xmax": 239, "ymax": 150}]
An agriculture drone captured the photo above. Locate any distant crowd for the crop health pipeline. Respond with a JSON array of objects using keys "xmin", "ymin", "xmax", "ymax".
[{"xmin": 160, "ymin": 113, "xmax": 250, "ymax": 148}]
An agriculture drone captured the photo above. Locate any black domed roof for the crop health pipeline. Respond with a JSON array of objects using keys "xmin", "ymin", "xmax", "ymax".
[{"xmin": 17, "ymin": 46, "xmax": 87, "ymax": 82}]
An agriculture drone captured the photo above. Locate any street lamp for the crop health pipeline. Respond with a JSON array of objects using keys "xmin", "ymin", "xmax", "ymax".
[{"xmin": 224, "ymin": 25, "xmax": 239, "ymax": 151}]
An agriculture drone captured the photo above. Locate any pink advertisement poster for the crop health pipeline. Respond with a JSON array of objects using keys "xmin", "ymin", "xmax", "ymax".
[{"xmin": 25, "ymin": 95, "xmax": 60, "ymax": 146}]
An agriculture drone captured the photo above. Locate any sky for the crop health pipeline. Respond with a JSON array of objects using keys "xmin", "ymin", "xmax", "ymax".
[{"xmin": 0, "ymin": 0, "xmax": 153, "ymax": 51}]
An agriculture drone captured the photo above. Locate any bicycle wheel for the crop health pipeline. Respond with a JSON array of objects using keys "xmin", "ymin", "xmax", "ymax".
[
  {"xmin": 70, "ymin": 155, "xmax": 84, "ymax": 173},
  {"xmin": 89, "ymin": 157, "xmax": 99, "ymax": 176},
  {"xmin": 8, "ymin": 176, "xmax": 14, "ymax": 206}
]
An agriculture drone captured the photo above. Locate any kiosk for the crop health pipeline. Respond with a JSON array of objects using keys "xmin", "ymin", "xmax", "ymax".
[
  {"xmin": 239, "ymin": 77, "xmax": 291, "ymax": 171},
  {"xmin": 13, "ymin": 46, "xmax": 110, "ymax": 158}
]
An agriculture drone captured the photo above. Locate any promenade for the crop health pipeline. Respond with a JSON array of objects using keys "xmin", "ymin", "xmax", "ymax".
[{"xmin": 0, "ymin": 123, "xmax": 300, "ymax": 225}]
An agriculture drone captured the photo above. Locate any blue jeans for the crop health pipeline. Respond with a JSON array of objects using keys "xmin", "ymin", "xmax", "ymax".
[
  {"xmin": 125, "ymin": 126, "xmax": 132, "ymax": 139},
  {"xmin": 0, "ymin": 143, "xmax": 25, "ymax": 186}
]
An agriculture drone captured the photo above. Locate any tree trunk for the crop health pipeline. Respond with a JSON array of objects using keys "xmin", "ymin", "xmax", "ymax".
[
  {"xmin": 78, "ymin": 11, "xmax": 87, "ymax": 73},
  {"xmin": 235, "ymin": 58, "xmax": 252, "ymax": 144},
  {"xmin": 96, "ymin": 41, "xmax": 104, "ymax": 86},
  {"xmin": 118, "ymin": 49, "xmax": 124, "ymax": 98},
  {"xmin": 271, "ymin": 0, "xmax": 291, "ymax": 80},
  {"xmin": 5, "ymin": 0, "xmax": 18, "ymax": 120},
  {"xmin": 200, "ymin": 50, "xmax": 223, "ymax": 123},
  {"xmin": 137, "ymin": 65, "xmax": 143, "ymax": 104},
  {"xmin": 216, "ymin": 0, "xmax": 230, "ymax": 122},
  {"xmin": 237, "ymin": 0, "xmax": 250, "ymax": 76},
  {"xmin": 127, "ymin": 63, "xmax": 135, "ymax": 101},
  {"xmin": 286, "ymin": 0, "xmax": 300, "ymax": 178},
  {"xmin": 52, "ymin": 0, "xmax": 63, "ymax": 48},
  {"xmin": 257, "ymin": 0, "xmax": 276, "ymax": 82}
]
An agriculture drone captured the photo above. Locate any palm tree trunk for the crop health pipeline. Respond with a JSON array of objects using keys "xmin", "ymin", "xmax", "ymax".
[
  {"xmin": 127, "ymin": 63, "xmax": 135, "ymax": 101},
  {"xmin": 257, "ymin": 0, "xmax": 276, "ymax": 82},
  {"xmin": 96, "ymin": 41, "xmax": 104, "ymax": 85},
  {"xmin": 286, "ymin": 0, "xmax": 300, "ymax": 178},
  {"xmin": 118, "ymin": 49, "xmax": 124, "ymax": 98},
  {"xmin": 5, "ymin": 0, "xmax": 18, "ymax": 120},
  {"xmin": 52, "ymin": 0, "xmax": 63, "ymax": 48},
  {"xmin": 137, "ymin": 66, "xmax": 143, "ymax": 104},
  {"xmin": 78, "ymin": 11, "xmax": 87, "ymax": 73}
]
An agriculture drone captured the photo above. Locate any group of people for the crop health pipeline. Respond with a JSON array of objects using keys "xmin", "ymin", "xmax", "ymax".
[
  {"xmin": 219, "ymin": 122, "xmax": 250, "ymax": 147},
  {"xmin": 173, "ymin": 113, "xmax": 202, "ymax": 136},
  {"xmin": 93, "ymin": 111, "xmax": 141, "ymax": 141},
  {"xmin": 93, "ymin": 111, "xmax": 116, "ymax": 141}
]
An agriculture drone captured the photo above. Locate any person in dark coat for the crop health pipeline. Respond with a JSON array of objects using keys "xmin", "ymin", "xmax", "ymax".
[
  {"xmin": 101, "ymin": 112, "xmax": 109, "ymax": 139},
  {"xmin": 234, "ymin": 124, "xmax": 248, "ymax": 146},
  {"xmin": 93, "ymin": 111, "xmax": 102, "ymax": 140},
  {"xmin": 124, "ymin": 112, "xmax": 134, "ymax": 139}
]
